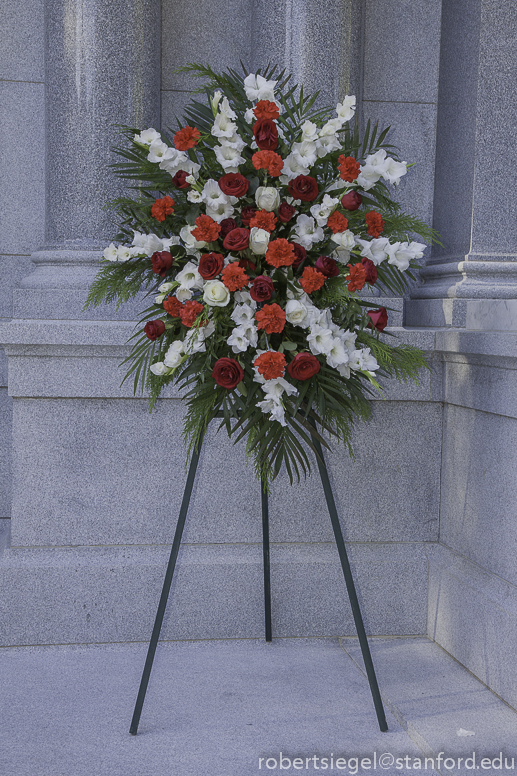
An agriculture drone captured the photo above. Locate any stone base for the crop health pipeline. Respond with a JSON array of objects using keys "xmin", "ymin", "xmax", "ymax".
[
  {"xmin": 406, "ymin": 297, "xmax": 517, "ymax": 330},
  {"xmin": 0, "ymin": 542, "xmax": 429, "ymax": 646}
]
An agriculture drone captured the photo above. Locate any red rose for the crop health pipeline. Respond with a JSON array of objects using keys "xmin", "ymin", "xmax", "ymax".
[
  {"xmin": 240, "ymin": 206, "xmax": 257, "ymax": 226},
  {"xmin": 287, "ymin": 353, "xmax": 321, "ymax": 381},
  {"xmin": 341, "ymin": 191, "xmax": 362, "ymax": 211},
  {"xmin": 278, "ymin": 202, "xmax": 296, "ymax": 223},
  {"xmin": 238, "ymin": 258, "xmax": 257, "ymax": 272},
  {"xmin": 219, "ymin": 218, "xmax": 238, "ymax": 239},
  {"xmin": 367, "ymin": 307, "xmax": 388, "ymax": 332},
  {"xmin": 288, "ymin": 175, "xmax": 319, "ymax": 202},
  {"xmin": 315, "ymin": 255, "xmax": 339, "ymax": 278},
  {"xmin": 250, "ymin": 275, "xmax": 274, "ymax": 302},
  {"xmin": 151, "ymin": 250, "xmax": 173, "ymax": 277},
  {"xmin": 171, "ymin": 170, "xmax": 190, "ymax": 189},
  {"xmin": 218, "ymin": 173, "xmax": 250, "ymax": 198},
  {"xmin": 291, "ymin": 242, "xmax": 306, "ymax": 270},
  {"xmin": 223, "ymin": 228, "xmax": 250, "ymax": 252},
  {"xmin": 361, "ymin": 257, "xmax": 378, "ymax": 284},
  {"xmin": 198, "ymin": 252, "xmax": 224, "ymax": 280},
  {"xmin": 253, "ymin": 118, "xmax": 279, "ymax": 151},
  {"xmin": 212, "ymin": 357, "xmax": 244, "ymax": 389},
  {"xmin": 144, "ymin": 320, "xmax": 165, "ymax": 340}
]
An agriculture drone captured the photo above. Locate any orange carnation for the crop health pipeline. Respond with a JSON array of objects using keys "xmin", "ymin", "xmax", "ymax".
[
  {"xmin": 265, "ymin": 238, "xmax": 296, "ymax": 268},
  {"xmin": 338, "ymin": 155, "xmax": 361, "ymax": 182},
  {"xmin": 253, "ymin": 100, "xmax": 280, "ymax": 121},
  {"xmin": 180, "ymin": 300, "xmax": 204, "ymax": 328},
  {"xmin": 221, "ymin": 262, "xmax": 250, "ymax": 292},
  {"xmin": 347, "ymin": 262, "xmax": 367, "ymax": 292},
  {"xmin": 174, "ymin": 125, "xmax": 201, "ymax": 151},
  {"xmin": 365, "ymin": 210, "xmax": 385, "ymax": 238},
  {"xmin": 299, "ymin": 267, "xmax": 325, "ymax": 294},
  {"xmin": 255, "ymin": 303, "xmax": 286, "ymax": 334},
  {"xmin": 191, "ymin": 214, "xmax": 221, "ymax": 243},
  {"xmin": 163, "ymin": 296, "xmax": 184, "ymax": 317},
  {"xmin": 151, "ymin": 195, "xmax": 175, "ymax": 222},
  {"xmin": 327, "ymin": 211, "xmax": 349, "ymax": 234},
  {"xmin": 252, "ymin": 150, "xmax": 284, "ymax": 177},
  {"xmin": 254, "ymin": 351, "xmax": 287, "ymax": 380},
  {"xmin": 249, "ymin": 209, "xmax": 277, "ymax": 233}
]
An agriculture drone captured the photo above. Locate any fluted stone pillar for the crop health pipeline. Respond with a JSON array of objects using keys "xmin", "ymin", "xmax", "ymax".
[
  {"xmin": 406, "ymin": 0, "xmax": 517, "ymax": 329},
  {"xmin": 15, "ymin": 0, "xmax": 161, "ymax": 321}
]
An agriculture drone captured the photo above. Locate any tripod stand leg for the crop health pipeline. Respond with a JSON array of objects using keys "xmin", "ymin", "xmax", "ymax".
[
  {"xmin": 129, "ymin": 433, "xmax": 205, "ymax": 735},
  {"xmin": 309, "ymin": 428, "xmax": 388, "ymax": 733},
  {"xmin": 261, "ymin": 478, "xmax": 272, "ymax": 642}
]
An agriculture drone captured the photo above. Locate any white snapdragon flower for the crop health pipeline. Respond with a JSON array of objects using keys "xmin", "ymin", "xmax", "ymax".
[
  {"xmin": 280, "ymin": 154, "xmax": 310, "ymax": 183},
  {"xmin": 243, "ymin": 73, "xmax": 277, "ymax": 102},
  {"xmin": 150, "ymin": 361, "xmax": 170, "ymax": 376},
  {"xmin": 103, "ymin": 243, "xmax": 119, "ymax": 262},
  {"xmin": 335, "ymin": 96, "xmax": 356, "ymax": 123},
  {"xmin": 249, "ymin": 227, "xmax": 270, "ymax": 255},
  {"xmin": 231, "ymin": 303, "xmax": 255, "ymax": 326},
  {"xmin": 176, "ymin": 261, "xmax": 203, "ymax": 290},
  {"xmin": 163, "ymin": 340, "xmax": 184, "ymax": 369},
  {"xmin": 134, "ymin": 128, "xmax": 161, "ymax": 145},
  {"xmin": 356, "ymin": 236, "xmax": 390, "ymax": 266},
  {"xmin": 293, "ymin": 214, "xmax": 325, "ymax": 249},
  {"xmin": 310, "ymin": 194, "xmax": 339, "ymax": 227},
  {"xmin": 227, "ymin": 327, "xmax": 250, "ymax": 353},
  {"xmin": 255, "ymin": 186, "xmax": 280, "ymax": 212},
  {"xmin": 203, "ymin": 280, "xmax": 230, "ymax": 307},
  {"xmin": 291, "ymin": 140, "xmax": 318, "ymax": 169},
  {"xmin": 285, "ymin": 299, "xmax": 309, "ymax": 327},
  {"xmin": 147, "ymin": 138, "xmax": 169, "ymax": 163},
  {"xmin": 307, "ymin": 325, "xmax": 334, "ymax": 356}
]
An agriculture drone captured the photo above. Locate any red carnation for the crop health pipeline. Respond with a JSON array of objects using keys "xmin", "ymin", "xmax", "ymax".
[
  {"xmin": 212, "ymin": 357, "xmax": 244, "ymax": 389},
  {"xmin": 338, "ymin": 156, "xmax": 361, "ymax": 182},
  {"xmin": 288, "ymin": 175, "xmax": 319, "ymax": 202},
  {"xmin": 367, "ymin": 307, "xmax": 388, "ymax": 332},
  {"xmin": 365, "ymin": 210, "xmax": 385, "ymax": 238},
  {"xmin": 180, "ymin": 300, "xmax": 204, "ymax": 328},
  {"xmin": 287, "ymin": 353, "xmax": 321, "ymax": 381}
]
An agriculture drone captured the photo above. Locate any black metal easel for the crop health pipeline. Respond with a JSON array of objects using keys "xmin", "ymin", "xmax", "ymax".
[{"xmin": 129, "ymin": 420, "xmax": 388, "ymax": 735}]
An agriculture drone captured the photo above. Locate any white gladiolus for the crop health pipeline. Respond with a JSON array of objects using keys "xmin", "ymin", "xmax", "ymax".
[
  {"xmin": 134, "ymin": 128, "xmax": 161, "ymax": 145},
  {"xmin": 310, "ymin": 194, "xmax": 339, "ymax": 227},
  {"xmin": 336, "ymin": 96, "xmax": 356, "ymax": 123},
  {"xmin": 356, "ymin": 236, "xmax": 390, "ymax": 266},
  {"xmin": 307, "ymin": 325, "xmax": 334, "ymax": 356},
  {"xmin": 300, "ymin": 120, "xmax": 319, "ymax": 142},
  {"xmin": 184, "ymin": 327, "xmax": 207, "ymax": 354},
  {"xmin": 116, "ymin": 246, "xmax": 132, "ymax": 262},
  {"xmin": 349, "ymin": 347, "xmax": 379, "ymax": 373},
  {"xmin": 218, "ymin": 96, "xmax": 237, "ymax": 119},
  {"xmin": 147, "ymin": 138, "xmax": 169, "ymax": 163},
  {"xmin": 293, "ymin": 214, "xmax": 325, "ymax": 249},
  {"xmin": 214, "ymin": 144, "xmax": 246, "ymax": 173},
  {"xmin": 249, "ymin": 227, "xmax": 270, "ymax": 255},
  {"xmin": 180, "ymin": 225, "xmax": 206, "ymax": 254},
  {"xmin": 187, "ymin": 189, "xmax": 203, "ymax": 204},
  {"xmin": 243, "ymin": 73, "xmax": 277, "ymax": 102},
  {"xmin": 227, "ymin": 327, "xmax": 250, "ymax": 353},
  {"xmin": 210, "ymin": 90, "xmax": 222, "ymax": 115},
  {"xmin": 175, "ymin": 286, "xmax": 193, "ymax": 302},
  {"xmin": 103, "ymin": 243, "xmax": 118, "ymax": 262},
  {"xmin": 257, "ymin": 396, "xmax": 286, "ymax": 426},
  {"xmin": 255, "ymin": 186, "xmax": 280, "ymax": 212},
  {"xmin": 240, "ymin": 324, "xmax": 258, "ymax": 348},
  {"xmin": 326, "ymin": 339, "xmax": 349, "ymax": 369},
  {"xmin": 211, "ymin": 112, "xmax": 237, "ymax": 139},
  {"xmin": 262, "ymin": 378, "xmax": 298, "ymax": 399},
  {"xmin": 386, "ymin": 242, "xmax": 415, "ymax": 272},
  {"xmin": 382, "ymin": 157, "xmax": 407, "ymax": 185},
  {"xmin": 231, "ymin": 303, "xmax": 255, "ymax": 326},
  {"xmin": 291, "ymin": 140, "xmax": 318, "ymax": 168},
  {"xmin": 175, "ymin": 261, "xmax": 203, "ymax": 290},
  {"xmin": 331, "ymin": 229, "xmax": 356, "ymax": 251},
  {"xmin": 206, "ymin": 199, "xmax": 235, "ymax": 222},
  {"xmin": 234, "ymin": 289, "xmax": 256, "ymax": 307},
  {"xmin": 203, "ymin": 280, "xmax": 230, "ymax": 307},
  {"xmin": 280, "ymin": 154, "xmax": 310, "ymax": 183}
]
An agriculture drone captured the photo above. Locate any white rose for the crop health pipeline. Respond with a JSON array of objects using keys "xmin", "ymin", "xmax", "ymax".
[
  {"xmin": 203, "ymin": 280, "xmax": 230, "ymax": 307},
  {"xmin": 249, "ymin": 227, "xmax": 270, "ymax": 255},
  {"xmin": 149, "ymin": 361, "xmax": 170, "ymax": 376},
  {"xmin": 285, "ymin": 299, "xmax": 308, "ymax": 327},
  {"xmin": 103, "ymin": 243, "xmax": 118, "ymax": 262},
  {"xmin": 255, "ymin": 186, "xmax": 280, "ymax": 212}
]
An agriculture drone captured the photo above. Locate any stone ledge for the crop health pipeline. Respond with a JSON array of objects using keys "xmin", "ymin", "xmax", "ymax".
[{"xmin": 0, "ymin": 541, "xmax": 429, "ymax": 645}]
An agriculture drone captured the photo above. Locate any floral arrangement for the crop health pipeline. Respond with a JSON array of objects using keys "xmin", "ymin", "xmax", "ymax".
[{"xmin": 86, "ymin": 65, "xmax": 436, "ymax": 484}]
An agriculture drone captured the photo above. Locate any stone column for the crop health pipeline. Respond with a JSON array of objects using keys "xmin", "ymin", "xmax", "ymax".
[
  {"xmin": 14, "ymin": 0, "xmax": 161, "ymax": 321},
  {"xmin": 406, "ymin": 0, "xmax": 517, "ymax": 329}
]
